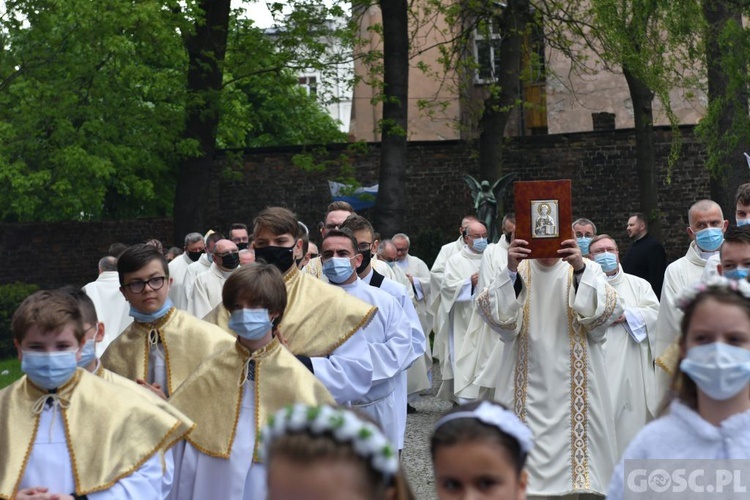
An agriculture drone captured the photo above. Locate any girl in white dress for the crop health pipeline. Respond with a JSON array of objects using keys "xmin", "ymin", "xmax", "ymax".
[
  {"xmin": 431, "ymin": 400, "xmax": 534, "ymax": 500},
  {"xmin": 261, "ymin": 404, "xmax": 415, "ymax": 500},
  {"xmin": 608, "ymin": 276, "xmax": 750, "ymax": 499}
]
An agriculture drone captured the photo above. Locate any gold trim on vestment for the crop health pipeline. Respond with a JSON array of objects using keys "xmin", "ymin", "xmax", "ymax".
[
  {"xmin": 0, "ymin": 369, "xmax": 189, "ymax": 497},
  {"xmin": 584, "ymin": 283, "xmax": 619, "ymax": 332},
  {"xmin": 514, "ymin": 260, "xmax": 531, "ymax": 423},
  {"xmin": 476, "ymin": 289, "xmax": 516, "ymax": 332},
  {"xmin": 567, "ymin": 268, "xmax": 591, "ymax": 491},
  {"xmin": 169, "ymin": 338, "xmax": 335, "ymax": 463},
  {"xmin": 101, "ymin": 308, "xmax": 234, "ymax": 395},
  {"xmin": 655, "ymin": 341, "xmax": 680, "ymax": 376}
]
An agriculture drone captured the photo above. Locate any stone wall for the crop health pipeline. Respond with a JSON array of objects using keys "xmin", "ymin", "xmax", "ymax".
[{"xmin": 0, "ymin": 125, "xmax": 709, "ymax": 289}]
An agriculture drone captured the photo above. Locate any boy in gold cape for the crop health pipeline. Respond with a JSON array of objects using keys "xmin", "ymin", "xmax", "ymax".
[
  {"xmin": 0, "ymin": 290, "xmax": 190, "ymax": 500},
  {"xmin": 102, "ymin": 244, "xmax": 234, "ymax": 397},
  {"xmin": 167, "ymin": 262, "xmax": 335, "ymax": 499}
]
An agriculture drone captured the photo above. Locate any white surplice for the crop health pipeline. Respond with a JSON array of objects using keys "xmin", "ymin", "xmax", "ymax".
[
  {"xmin": 183, "ymin": 254, "xmax": 212, "ymax": 310},
  {"xmin": 168, "ymin": 383, "xmax": 266, "ymax": 500},
  {"xmin": 20, "ymin": 402, "xmax": 169, "ymax": 499},
  {"xmin": 190, "ymin": 263, "xmax": 230, "ymax": 320},
  {"xmin": 475, "ymin": 259, "xmax": 623, "ymax": 496},
  {"xmin": 651, "ymin": 241, "xmax": 711, "ymax": 414},
  {"xmin": 455, "ymin": 238, "xmax": 510, "ymax": 400},
  {"xmin": 362, "ymin": 268, "xmax": 426, "ymax": 448},
  {"xmin": 603, "ymin": 267, "xmax": 659, "ymax": 457},
  {"xmin": 168, "ymin": 252, "xmax": 195, "ymax": 311},
  {"xmin": 337, "ymin": 278, "xmax": 415, "ymax": 448},
  {"xmin": 394, "ymin": 255, "xmax": 433, "ymax": 398},
  {"xmin": 429, "ymin": 237, "xmax": 464, "ymax": 366},
  {"xmin": 434, "ymin": 246, "xmax": 482, "ymax": 402},
  {"xmin": 82, "ymin": 271, "xmax": 132, "ymax": 356}
]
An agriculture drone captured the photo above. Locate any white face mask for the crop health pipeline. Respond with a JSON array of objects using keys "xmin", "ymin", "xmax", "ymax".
[{"xmin": 680, "ymin": 342, "xmax": 750, "ymax": 400}]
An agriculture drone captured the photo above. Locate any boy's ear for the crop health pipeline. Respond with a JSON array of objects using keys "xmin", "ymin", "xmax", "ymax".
[
  {"xmin": 95, "ymin": 322, "xmax": 105, "ymax": 343},
  {"xmin": 14, "ymin": 339, "xmax": 22, "ymax": 361}
]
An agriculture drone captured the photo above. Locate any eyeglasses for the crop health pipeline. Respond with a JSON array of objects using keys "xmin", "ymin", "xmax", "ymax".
[
  {"xmin": 308, "ymin": 253, "xmax": 320, "ymax": 259},
  {"xmin": 590, "ymin": 248, "xmax": 618, "ymax": 255},
  {"xmin": 123, "ymin": 276, "xmax": 166, "ymax": 294},
  {"xmin": 325, "ymin": 223, "xmax": 340, "ymax": 231},
  {"xmin": 395, "ymin": 247, "xmax": 408, "ymax": 253},
  {"xmin": 357, "ymin": 242, "xmax": 372, "ymax": 252}
]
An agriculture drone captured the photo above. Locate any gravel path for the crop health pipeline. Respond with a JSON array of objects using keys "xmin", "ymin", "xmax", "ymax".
[{"xmin": 401, "ymin": 362, "xmax": 452, "ymax": 500}]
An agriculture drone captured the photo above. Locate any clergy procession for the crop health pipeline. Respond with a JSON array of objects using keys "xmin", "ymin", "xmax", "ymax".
[{"xmin": 5, "ymin": 183, "xmax": 750, "ymax": 500}]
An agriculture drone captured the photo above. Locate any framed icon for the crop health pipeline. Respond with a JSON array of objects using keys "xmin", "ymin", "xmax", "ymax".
[{"xmin": 531, "ymin": 200, "xmax": 559, "ymax": 238}]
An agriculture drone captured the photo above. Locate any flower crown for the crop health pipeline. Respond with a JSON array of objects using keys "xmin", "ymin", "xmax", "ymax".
[
  {"xmin": 434, "ymin": 401, "xmax": 534, "ymax": 455},
  {"xmin": 259, "ymin": 404, "xmax": 399, "ymax": 478},
  {"xmin": 676, "ymin": 275, "xmax": 750, "ymax": 312}
]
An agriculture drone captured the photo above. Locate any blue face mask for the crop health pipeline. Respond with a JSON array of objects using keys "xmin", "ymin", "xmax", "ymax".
[
  {"xmin": 322, "ymin": 257, "xmax": 355, "ymax": 284},
  {"xmin": 577, "ymin": 237, "xmax": 592, "ymax": 255},
  {"xmin": 680, "ymin": 342, "xmax": 750, "ymax": 400},
  {"xmin": 593, "ymin": 252, "xmax": 618, "ymax": 273},
  {"xmin": 229, "ymin": 308, "xmax": 273, "ymax": 341},
  {"xmin": 723, "ymin": 267, "xmax": 750, "ymax": 281},
  {"xmin": 737, "ymin": 219, "xmax": 750, "ymax": 227},
  {"xmin": 130, "ymin": 297, "xmax": 174, "ymax": 324},
  {"xmin": 77, "ymin": 339, "xmax": 97, "ymax": 368},
  {"xmin": 472, "ymin": 238, "xmax": 488, "ymax": 253},
  {"xmin": 22, "ymin": 350, "xmax": 79, "ymax": 390},
  {"xmin": 694, "ymin": 227, "xmax": 724, "ymax": 252}
]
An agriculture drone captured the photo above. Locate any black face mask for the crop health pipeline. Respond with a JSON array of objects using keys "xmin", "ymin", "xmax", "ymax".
[
  {"xmin": 236, "ymin": 242, "xmax": 249, "ymax": 251},
  {"xmin": 255, "ymin": 244, "xmax": 296, "ymax": 273},
  {"xmin": 187, "ymin": 250, "xmax": 204, "ymax": 262},
  {"xmin": 221, "ymin": 252, "xmax": 240, "ymax": 269},
  {"xmin": 356, "ymin": 249, "xmax": 372, "ymax": 275},
  {"xmin": 295, "ymin": 257, "xmax": 304, "ymax": 268},
  {"xmin": 504, "ymin": 232, "xmax": 512, "ymax": 243}
]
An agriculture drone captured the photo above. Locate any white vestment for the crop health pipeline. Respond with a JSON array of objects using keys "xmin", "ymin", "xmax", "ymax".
[
  {"xmin": 82, "ymin": 271, "xmax": 132, "ymax": 356},
  {"xmin": 183, "ymin": 254, "xmax": 212, "ymax": 308},
  {"xmin": 455, "ymin": 238, "xmax": 510, "ymax": 400},
  {"xmin": 429, "ymin": 237, "xmax": 464, "ymax": 364},
  {"xmin": 190, "ymin": 263, "xmax": 230, "ymax": 320},
  {"xmin": 20, "ymin": 402, "xmax": 169, "ymax": 499},
  {"xmin": 651, "ymin": 241, "xmax": 711, "ymax": 413},
  {"xmin": 603, "ymin": 267, "xmax": 659, "ymax": 458},
  {"xmin": 475, "ymin": 259, "xmax": 623, "ymax": 496},
  {"xmin": 311, "ymin": 327, "xmax": 374, "ymax": 405},
  {"xmin": 607, "ymin": 401, "xmax": 750, "ymax": 500},
  {"xmin": 362, "ymin": 268, "xmax": 427, "ymax": 448},
  {"xmin": 168, "ymin": 253, "xmax": 195, "ymax": 311},
  {"xmin": 169, "ymin": 383, "xmax": 266, "ymax": 500},
  {"xmin": 435, "ymin": 247, "xmax": 482, "ymax": 402},
  {"xmin": 700, "ymin": 253, "xmax": 721, "ymax": 282},
  {"xmin": 394, "ymin": 255, "xmax": 433, "ymax": 397},
  {"xmin": 337, "ymin": 278, "xmax": 415, "ymax": 448}
]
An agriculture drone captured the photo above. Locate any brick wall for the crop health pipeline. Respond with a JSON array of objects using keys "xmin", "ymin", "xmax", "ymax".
[{"xmin": 0, "ymin": 125, "xmax": 709, "ymax": 289}]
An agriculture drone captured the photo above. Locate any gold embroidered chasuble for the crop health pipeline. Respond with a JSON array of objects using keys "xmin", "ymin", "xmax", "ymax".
[
  {"xmin": 101, "ymin": 308, "xmax": 234, "ymax": 395},
  {"xmin": 0, "ymin": 369, "xmax": 189, "ymax": 498},
  {"xmin": 168, "ymin": 338, "xmax": 334, "ymax": 462},
  {"xmin": 474, "ymin": 259, "xmax": 622, "ymax": 495},
  {"xmin": 204, "ymin": 265, "xmax": 376, "ymax": 357}
]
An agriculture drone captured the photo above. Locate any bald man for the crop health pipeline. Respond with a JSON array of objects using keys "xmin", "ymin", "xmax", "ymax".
[
  {"xmin": 190, "ymin": 239, "xmax": 240, "ymax": 319},
  {"xmin": 650, "ymin": 199, "xmax": 727, "ymax": 413}
]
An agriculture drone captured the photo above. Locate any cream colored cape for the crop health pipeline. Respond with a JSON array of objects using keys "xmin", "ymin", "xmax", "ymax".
[
  {"xmin": 101, "ymin": 308, "xmax": 235, "ymax": 395},
  {"xmin": 168, "ymin": 338, "xmax": 334, "ymax": 462},
  {"xmin": 0, "ymin": 369, "xmax": 189, "ymax": 498}
]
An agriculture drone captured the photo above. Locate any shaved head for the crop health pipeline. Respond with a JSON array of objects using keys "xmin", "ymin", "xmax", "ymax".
[{"xmin": 688, "ymin": 200, "xmax": 723, "ymax": 226}]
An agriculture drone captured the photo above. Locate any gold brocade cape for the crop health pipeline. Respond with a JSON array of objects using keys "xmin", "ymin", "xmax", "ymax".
[
  {"xmin": 204, "ymin": 265, "xmax": 376, "ymax": 357},
  {"xmin": 0, "ymin": 369, "xmax": 189, "ymax": 498},
  {"xmin": 101, "ymin": 308, "xmax": 235, "ymax": 395},
  {"xmin": 94, "ymin": 364, "xmax": 195, "ymax": 435},
  {"xmin": 168, "ymin": 338, "xmax": 335, "ymax": 462}
]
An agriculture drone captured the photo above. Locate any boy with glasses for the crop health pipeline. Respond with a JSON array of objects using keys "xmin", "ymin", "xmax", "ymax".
[{"xmin": 102, "ymin": 244, "xmax": 234, "ymax": 397}]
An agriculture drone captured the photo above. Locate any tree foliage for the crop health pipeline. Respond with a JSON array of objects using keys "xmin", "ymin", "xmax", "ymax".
[{"xmin": 0, "ymin": 0, "xmax": 348, "ymax": 223}]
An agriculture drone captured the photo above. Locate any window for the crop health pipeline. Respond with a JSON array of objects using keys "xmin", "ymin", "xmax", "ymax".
[
  {"xmin": 473, "ymin": 21, "xmax": 503, "ymax": 84},
  {"xmin": 298, "ymin": 76, "xmax": 318, "ymax": 97}
]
